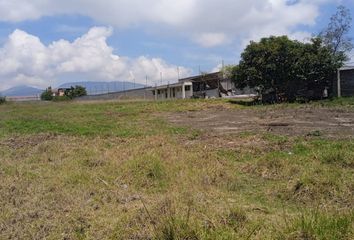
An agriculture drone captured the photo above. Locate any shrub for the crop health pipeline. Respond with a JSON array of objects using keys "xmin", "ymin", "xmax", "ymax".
[
  {"xmin": 41, "ymin": 85, "xmax": 87, "ymax": 101},
  {"xmin": 52, "ymin": 95, "xmax": 71, "ymax": 102},
  {"xmin": 0, "ymin": 96, "xmax": 6, "ymax": 104},
  {"xmin": 65, "ymin": 85, "xmax": 87, "ymax": 99},
  {"xmin": 40, "ymin": 88, "xmax": 53, "ymax": 101}
]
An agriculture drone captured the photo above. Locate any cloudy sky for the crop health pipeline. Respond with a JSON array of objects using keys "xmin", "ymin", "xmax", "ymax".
[{"xmin": 0, "ymin": 0, "xmax": 353, "ymax": 91}]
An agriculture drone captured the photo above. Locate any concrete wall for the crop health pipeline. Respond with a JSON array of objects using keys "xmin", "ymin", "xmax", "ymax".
[
  {"xmin": 155, "ymin": 87, "xmax": 177, "ymax": 100},
  {"xmin": 155, "ymin": 86, "xmax": 184, "ymax": 100},
  {"xmin": 6, "ymin": 96, "xmax": 41, "ymax": 102},
  {"xmin": 339, "ymin": 69, "xmax": 354, "ymax": 97},
  {"xmin": 220, "ymin": 78, "xmax": 234, "ymax": 91},
  {"xmin": 185, "ymin": 87, "xmax": 193, "ymax": 98},
  {"xmin": 154, "ymin": 84, "xmax": 193, "ymax": 100},
  {"xmin": 77, "ymin": 87, "xmax": 155, "ymax": 101}
]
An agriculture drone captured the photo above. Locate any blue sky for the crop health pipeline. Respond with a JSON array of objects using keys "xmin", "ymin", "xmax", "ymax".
[{"xmin": 0, "ymin": 0, "xmax": 353, "ymax": 90}]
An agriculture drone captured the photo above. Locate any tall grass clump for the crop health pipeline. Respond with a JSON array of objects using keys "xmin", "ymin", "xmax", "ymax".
[{"xmin": 279, "ymin": 210, "xmax": 354, "ymax": 240}]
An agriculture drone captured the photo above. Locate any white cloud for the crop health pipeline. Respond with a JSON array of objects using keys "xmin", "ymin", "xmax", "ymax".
[
  {"xmin": 0, "ymin": 0, "xmax": 336, "ymax": 47},
  {"xmin": 0, "ymin": 0, "xmax": 341, "ymax": 90},
  {"xmin": 212, "ymin": 63, "xmax": 223, "ymax": 73},
  {"xmin": 0, "ymin": 27, "xmax": 190, "ymax": 91},
  {"xmin": 194, "ymin": 33, "xmax": 230, "ymax": 48}
]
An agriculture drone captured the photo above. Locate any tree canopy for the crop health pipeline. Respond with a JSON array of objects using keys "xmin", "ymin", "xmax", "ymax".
[
  {"xmin": 229, "ymin": 36, "xmax": 342, "ymax": 102},
  {"xmin": 40, "ymin": 85, "xmax": 87, "ymax": 101},
  {"xmin": 40, "ymin": 87, "xmax": 53, "ymax": 101},
  {"xmin": 227, "ymin": 6, "xmax": 352, "ymax": 103},
  {"xmin": 65, "ymin": 85, "xmax": 87, "ymax": 99},
  {"xmin": 319, "ymin": 5, "xmax": 353, "ymax": 61}
]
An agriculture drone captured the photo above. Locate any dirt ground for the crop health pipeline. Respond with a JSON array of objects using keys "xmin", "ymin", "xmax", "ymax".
[{"xmin": 164, "ymin": 106, "xmax": 354, "ymax": 138}]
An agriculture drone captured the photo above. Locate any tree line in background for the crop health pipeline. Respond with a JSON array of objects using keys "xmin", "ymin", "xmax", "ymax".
[
  {"xmin": 41, "ymin": 85, "xmax": 87, "ymax": 101},
  {"xmin": 227, "ymin": 5, "xmax": 353, "ymax": 103}
]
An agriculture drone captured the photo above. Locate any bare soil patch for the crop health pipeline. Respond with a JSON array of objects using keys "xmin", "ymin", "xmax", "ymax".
[
  {"xmin": 164, "ymin": 106, "xmax": 354, "ymax": 138},
  {"xmin": 0, "ymin": 133, "xmax": 59, "ymax": 149}
]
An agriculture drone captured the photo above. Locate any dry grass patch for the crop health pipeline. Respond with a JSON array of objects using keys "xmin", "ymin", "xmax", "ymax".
[{"xmin": 1, "ymin": 99, "xmax": 354, "ymax": 239}]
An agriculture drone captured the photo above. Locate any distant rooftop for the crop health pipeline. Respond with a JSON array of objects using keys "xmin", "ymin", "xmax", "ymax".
[{"xmin": 179, "ymin": 72, "xmax": 222, "ymax": 83}]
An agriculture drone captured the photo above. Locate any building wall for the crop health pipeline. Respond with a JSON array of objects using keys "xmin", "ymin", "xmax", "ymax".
[
  {"xmin": 76, "ymin": 87, "xmax": 155, "ymax": 101},
  {"xmin": 220, "ymin": 78, "xmax": 234, "ymax": 91},
  {"xmin": 185, "ymin": 86, "xmax": 193, "ymax": 98},
  {"xmin": 77, "ymin": 84, "xmax": 193, "ymax": 102},
  {"xmin": 339, "ymin": 69, "xmax": 354, "ymax": 97},
  {"xmin": 155, "ymin": 85, "xmax": 193, "ymax": 100}
]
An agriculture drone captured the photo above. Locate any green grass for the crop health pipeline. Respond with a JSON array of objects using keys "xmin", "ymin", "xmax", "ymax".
[
  {"xmin": 279, "ymin": 210, "xmax": 354, "ymax": 240},
  {"xmin": 0, "ymin": 99, "xmax": 353, "ymax": 239},
  {"xmin": 0, "ymin": 99, "xmax": 236, "ymax": 138}
]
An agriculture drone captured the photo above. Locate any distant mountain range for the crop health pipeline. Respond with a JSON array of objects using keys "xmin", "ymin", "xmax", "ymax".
[
  {"xmin": 0, "ymin": 85, "xmax": 44, "ymax": 97},
  {"xmin": 0, "ymin": 81, "xmax": 145, "ymax": 97}
]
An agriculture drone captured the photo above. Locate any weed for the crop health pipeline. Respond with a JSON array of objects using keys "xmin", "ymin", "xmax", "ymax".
[
  {"xmin": 306, "ymin": 130, "xmax": 322, "ymax": 137},
  {"xmin": 280, "ymin": 210, "xmax": 354, "ymax": 240},
  {"xmin": 121, "ymin": 153, "xmax": 169, "ymax": 191}
]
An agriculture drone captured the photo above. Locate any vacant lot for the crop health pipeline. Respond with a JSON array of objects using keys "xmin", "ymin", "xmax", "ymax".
[
  {"xmin": 0, "ymin": 99, "xmax": 353, "ymax": 239},
  {"xmin": 165, "ymin": 105, "xmax": 354, "ymax": 137}
]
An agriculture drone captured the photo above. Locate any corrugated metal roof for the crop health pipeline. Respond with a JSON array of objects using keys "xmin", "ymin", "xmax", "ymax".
[
  {"xmin": 179, "ymin": 72, "xmax": 222, "ymax": 83},
  {"xmin": 153, "ymin": 81, "xmax": 192, "ymax": 90}
]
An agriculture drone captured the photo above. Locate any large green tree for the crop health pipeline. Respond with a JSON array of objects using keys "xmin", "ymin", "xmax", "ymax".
[
  {"xmin": 231, "ymin": 36, "xmax": 302, "ymax": 101},
  {"xmin": 228, "ymin": 6, "xmax": 352, "ymax": 103},
  {"xmin": 230, "ymin": 36, "xmax": 341, "ymax": 102}
]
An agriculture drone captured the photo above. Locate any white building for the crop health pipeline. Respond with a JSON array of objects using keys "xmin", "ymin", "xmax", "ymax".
[{"xmin": 152, "ymin": 82, "xmax": 193, "ymax": 100}]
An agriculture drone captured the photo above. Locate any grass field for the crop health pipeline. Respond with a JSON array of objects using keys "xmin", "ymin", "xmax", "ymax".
[{"xmin": 0, "ymin": 99, "xmax": 353, "ymax": 239}]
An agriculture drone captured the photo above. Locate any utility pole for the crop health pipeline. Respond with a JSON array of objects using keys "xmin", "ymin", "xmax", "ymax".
[
  {"xmin": 222, "ymin": 59, "xmax": 227, "ymax": 93},
  {"xmin": 155, "ymin": 82, "xmax": 158, "ymax": 101},
  {"xmin": 337, "ymin": 69, "xmax": 341, "ymax": 97},
  {"xmin": 160, "ymin": 72, "xmax": 163, "ymax": 85},
  {"xmin": 123, "ymin": 81, "xmax": 126, "ymax": 97},
  {"xmin": 145, "ymin": 75, "xmax": 148, "ymax": 100},
  {"xmin": 177, "ymin": 67, "xmax": 180, "ymax": 80}
]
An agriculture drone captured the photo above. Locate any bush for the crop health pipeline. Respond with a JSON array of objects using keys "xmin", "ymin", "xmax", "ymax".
[
  {"xmin": 0, "ymin": 96, "xmax": 6, "ymax": 104},
  {"xmin": 53, "ymin": 95, "xmax": 71, "ymax": 102},
  {"xmin": 40, "ymin": 85, "xmax": 87, "ymax": 101},
  {"xmin": 40, "ymin": 88, "xmax": 53, "ymax": 101},
  {"xmin": 65, "ymin": 85, "xmax": 87, "ymax": 99}
]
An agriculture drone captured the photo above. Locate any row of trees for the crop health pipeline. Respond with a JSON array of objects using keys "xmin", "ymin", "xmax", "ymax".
[
  {"xmin": 41, "ymin": 86, "xmax": 87, "ymax": 101},
  {"xmin": 227, "ymin": 6, "xmax": 353, "ymax": 102}
]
